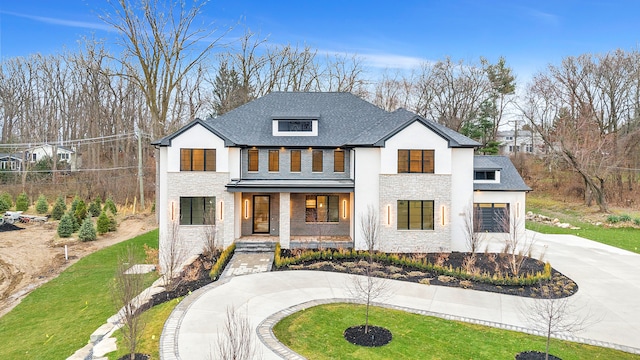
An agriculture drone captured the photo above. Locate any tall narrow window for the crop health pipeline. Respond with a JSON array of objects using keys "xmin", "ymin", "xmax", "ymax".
[
  {"xmin": 334, "ymin": 150, "xmax": 345, "ymax": 173},
  {"xmin": 397, "ymin": 200, "xmax": 434, "ymax": 230},
  {"xmin": 398, "ymin": 150, "xmax": 434, "ymax": 173},
  {"xmin": 269, "ymin": 150, "xmax": 279, "ymax": 172},
  {"xmin": 180, "ymin": 149, "xmax": 216, "ymax": 171},
  {"xmin": 312, "ymin": 150, "xmax": 323, "ymax": 172},
  {"xmin": 291, "ymin": 150, "xmax": 301, "ymax": 172},
  {"xmin": 248, "ymin": 149, "xmax": 259, "ymax": 172}
]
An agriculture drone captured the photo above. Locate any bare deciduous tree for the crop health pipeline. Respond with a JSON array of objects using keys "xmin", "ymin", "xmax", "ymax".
[
  {"xmin": 520, "ymin": 284, "xmax": 598, "ymax": 360},
  {"xmin": 161, "ymin": 219, "xmax": 187, "ymax": 290},
  {"xmin": 202, "ymin": 206, "xmax": 218, "ymax": 257},
  {"xmin": 111, "ymin": 246, "xmax": 146, "ymax": 360},
  {"xmin": 500, "ymin": 212, "xmax": 536, "ymax": 277},
  {"xmin": 214, "ymin": 306, "xmax": 260, "ymax": 360},
  {"xmin": 461, "ymin": 204, "xmax": 485, "ymax": 254}
]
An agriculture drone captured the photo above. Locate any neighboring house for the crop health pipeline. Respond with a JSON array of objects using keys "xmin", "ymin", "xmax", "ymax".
[
  {"xmin": 496, "ymin": 130, "xmax": 545, "ymax": 156},
  {"xmin": 153, "ymin": 92, "xmax": 530, "ymax": 269},
  {"xmin": 25, "ymin": 144, "xmax": 78, "ymax": 171},
  {"xmin": 0, "ymin": 153, "xmax": 22, "ymax": 171}
]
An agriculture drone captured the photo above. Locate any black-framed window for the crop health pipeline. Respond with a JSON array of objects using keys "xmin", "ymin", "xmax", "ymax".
[
  {"xmin": 398, "ymin": 150, "xmax": 434, "ymax": 173},
  {"xmin": 278, "ymin": 120, "xmax": 313, "ymax": 132},
  {"xmin": 312, "ymin": 150, "xmax": 323, "ymax": 172},
  {"xmin": 305, "ymin": 195, "xmax": 339, "ymax": 222},
  {"xmin": 248, "ymin": 149, "xmax": 259, "ymax": 172},
  {"xmin": 180, "ymin": 197, "xmax": 215, "ymax": 225},
  {"xmin": 269, "ymin": 150, "xmax": 279, "ymax": 172},
  {"xmin": 334, "ymin": 150, "xmax": 345, "ymax": 173},
  {"xmin": 180, "ymin": 149, "xmax": 216, "ymax": 171},
  {"xmin": 474, "ymin": 203, "xmax": 509, "ymax": 232},
  {"xmin": 474, "ymin": 170, "xmax": 496, "ymax": 180},
  {"xmin": 397, "ymin": 200, "xmax": 434, "ymax": 230},
  {"xmin": 291, "ymin": 150, "xmax": 301, "ymax": 172}
]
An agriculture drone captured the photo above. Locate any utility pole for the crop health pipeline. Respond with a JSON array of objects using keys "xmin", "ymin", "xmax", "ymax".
[{"xmin": 136, "ymin": 130, "xmax": 145, "ymax": 210}]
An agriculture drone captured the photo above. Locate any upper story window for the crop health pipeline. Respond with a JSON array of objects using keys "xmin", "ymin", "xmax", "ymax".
[
  {"xmin": 269, "ymin": 150, "xmax": 279, "ymax": 172},
  {"xmin": 474, "ymin": 170, "xmax": 496, "ymax": 180},
  {"xmin": 334, "ymin": 150, "xmax": 345, "ymax": 173},
  {"xmin": 291, "ymin": 150, "xmax": 301, "ymax": 172},
  {"xmin": 312, "ymin": 150, "xmax": 323, "ymax": 172},
  {"xmin": 398, "ymin": 150, "xmax": 434, "ymax": 173},
  {"xmin": 181, "ymin": 149, "xmax": 216, "ymax": 171},
  {"xmin": 248, "ymin": 149, "xmax": 259, "ymax": 172},
  {"xmin": 278, "ymin": 120, "xmax": 313, "ymax": 132}
]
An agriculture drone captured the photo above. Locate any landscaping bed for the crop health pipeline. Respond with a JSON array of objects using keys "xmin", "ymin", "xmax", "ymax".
[{"xmin": 275, "ymin": 249, "xmax": 578, "ymax": 298}]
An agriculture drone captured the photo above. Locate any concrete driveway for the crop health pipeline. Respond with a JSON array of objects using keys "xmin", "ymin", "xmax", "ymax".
[{"xmin": 160, "ymin": 231, "xmax": 640, "ymax": 359}]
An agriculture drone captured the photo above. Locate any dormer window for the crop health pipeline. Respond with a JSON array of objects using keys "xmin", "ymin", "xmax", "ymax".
[
  {"xmin": 278, "ymin": 120, "xmax": 312, "ymax": 132},
  {"xmin": 272, "ymin": 116, "xmax": 319, "ymax": 136},
  {"xmin": 474, "ymin": 170, "xmax": 496, "ymax": 180}
]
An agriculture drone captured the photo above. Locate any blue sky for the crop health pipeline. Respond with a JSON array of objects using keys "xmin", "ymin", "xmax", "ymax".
[{"xmin": 1, "ymin": 0, "xmax": 639, "ymax": 83}]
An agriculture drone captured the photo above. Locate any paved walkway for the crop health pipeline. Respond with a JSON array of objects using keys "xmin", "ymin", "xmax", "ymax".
[{"xmin": 160, "ymin": 231, "xmax": 640, "ymax": 359}]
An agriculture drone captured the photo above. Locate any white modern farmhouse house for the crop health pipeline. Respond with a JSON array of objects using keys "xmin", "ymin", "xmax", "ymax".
[{"xmin": 153, "ymin": 92, "xmax": 530, "ymax": 266}]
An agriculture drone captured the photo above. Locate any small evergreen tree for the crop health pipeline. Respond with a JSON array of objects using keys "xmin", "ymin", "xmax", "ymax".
[
  {"xmin": 0, "ymin": 196, "xmax": 10, "ymax": 213},
  {"xmin": 68, "ymin": 210, "xmax": 80, "ymax": 232},
  {"xmin": 51, "ymin": 196, "xmax": 66, "ymax": 220},
  {"xmin": 57, "ymin": 213, "xmax": 74, "ymax": 238},
  {"xmin": 78, "ymin": 218, "xmax": 97, "ymax": 241},
  {"xmin": 88, "ymin": 201, "xmax": 101, "ymax": 217},
  {"xmin": 75, "ymin": 200, "xmax": 87, "ymax": 224},
  {"xmin": 104, "ymin": 197, "xmax": 117, "ymax": 215},
  {"xmin": 97, "ymin": 211, "xmax": 110, "ymax": 234},
  {"xmin": 35, "ymin": 194, "xmax": 49, "ymax": 214},
  {"xmin": 15, "ymin": 192, "xmax": 29, "ymax": 212},
  {"xmin": 0, "ymin": 192, "xmax": 13, "ymax": 211},
  {"xmin": 70, "ymin": 195, "xmax": 80, "ymax": 214},
  {"xmin": 108, "ymin": 213, "xmax": 118, "ymax": 232}
]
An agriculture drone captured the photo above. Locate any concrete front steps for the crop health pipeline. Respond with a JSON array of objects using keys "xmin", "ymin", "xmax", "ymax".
[{"xmin": 235, "ymin": 241, "xmax": 277, "ymax": 253}]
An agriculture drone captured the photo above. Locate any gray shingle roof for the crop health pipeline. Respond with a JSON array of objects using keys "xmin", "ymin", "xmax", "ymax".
[
  {"xmin": 473, "ymin": 156, "xmax": 531, "ymax": 191},
  {"xmin": 152, "ymin": 92, "xmax": 479, "ymax": 148}
]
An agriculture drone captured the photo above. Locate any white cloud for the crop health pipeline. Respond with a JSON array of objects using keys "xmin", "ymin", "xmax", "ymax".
[{"xmin": 2, "ymin": 11, "xmax": 112, "ymax": 31}]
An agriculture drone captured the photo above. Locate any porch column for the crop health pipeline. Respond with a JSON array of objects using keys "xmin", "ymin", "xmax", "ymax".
[{"xmin": 279, "ymin": 192, "xmax": 290, "ymax": 249}]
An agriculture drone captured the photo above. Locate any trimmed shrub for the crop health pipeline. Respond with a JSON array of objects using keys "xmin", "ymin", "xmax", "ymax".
[
  {"xmin": 209, "ymin": 243, "xmax": 236, "ymax": 280},
  {"xmin": 57, "ymin": 213, "xmax": 74, "ymax": 238},
  {"xmin": 15, "ymin": 192, "xmax": 29, "ymax": 212},
  {"xmin": 619, "ymin": 214, "xmax": 632, "ymax": 222},
  {"xmin": 78, "ymin": 218, "xmax": 97, "ymax": 242},
  {"xmin": 88, "ymin": 201, "xmax": 101, "ymax": 217},
  {"xmin": 35, "ymin": 194, "xmax": 49, "ymax": 214},
  {"xmin": 74, "ymin": 200, "xmax": 87, "ymax": 224},
  {"xmin": 607, "ymin": 215, "xmax": 620, "ymax": 224},
  {"xmin": 104, "ymin": 197, "xmax": 117, "ymax": 215},
  {"xmin": 97, "ymin": 211, "xmax": 110, "ymax": 234},
  {"xmin": 51, "ymin": 196, "xmax": 66, "ymax": 220},
  {"xmin": 0, "ymin": 192, "xmax": 13, "ymax": 211}
]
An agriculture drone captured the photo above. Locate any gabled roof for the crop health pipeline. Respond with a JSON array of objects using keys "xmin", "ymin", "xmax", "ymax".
[
  {"xmin": 28, "ymin": 144, "xmax": 75, "ymax": 153},
  {"xmin": 473, "ymin": 156, "xmax": 531, "ymax": 192},
  {"xmin": 151, "ymin": 118, "xmax": 234, "ymax": 147},
  {"xmin": 0, "ymin": 153, "xmax": 23, "ymax": 161},
  {"xmin": 152, "ymin": 92, "xmax": 479, "ymax": 148}
]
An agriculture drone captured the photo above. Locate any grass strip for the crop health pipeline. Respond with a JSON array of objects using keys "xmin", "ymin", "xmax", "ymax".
[
  {"xmin": 0, "ymin": 229, "xmax": 158, "ymax": 360},
  {"xmin": 274, "ymin": 303, "xmax": 640, "ymax": 360}
]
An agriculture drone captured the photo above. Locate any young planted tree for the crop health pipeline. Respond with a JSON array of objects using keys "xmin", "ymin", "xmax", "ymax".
[
  {"xmin": 35, "ymin": 194, "xmax": 49, "ymax": 214},
  {"xmin": 74, "ymin": 199, "xmax": 87, "ymax": 224},
  {"xmin": 97, "ymin": 211, "xmax": 110, "ymax": 234},
  {"xmin": 519, "ymin": 284, "xmax": 598, "ymax": 360},
  {"xmin": 15, "ymin": 192, "xmax": 29, "ymax": 212},
  {"xmin": 202, "ymin": 206, "xmax": 218, "ymax": 258},
  {"xmin": 215, "ymin": 306, "xmax": 259, "ymax": 360},
  {"xmin": 57, "ymin": 213, "xmax": 75, "ymax": 238},
  {"xmin": 0, "ymin": 193, "xmax": 11, "ymax": 213},
  {"xmin": 51, "ymin": 196, "xmax": 66, "ymax": 220},
  {"xmin": 88, "ymin": 200, "xmax": 101, "ymax": 217},
  {"xmin": 78, "ymin": 218, "xmax": 97, "ymax": 242},
  {"xmin": 500, "ymin": 212, "xmax": 536, "ymax": 277},
  {"xmin": 112, "ymin": 246, "xmax": 147, "ymax": 360},
  {"xmin": 104, "ymin": 197, "xmax": 117, "ymax": 215},
  {"xmin": 461, "ymin": 204, "xmax": 485, "ymax": 254},
  {"xmin": 161, "ymin": 220, "xmax": 188, "ymax": 290}
]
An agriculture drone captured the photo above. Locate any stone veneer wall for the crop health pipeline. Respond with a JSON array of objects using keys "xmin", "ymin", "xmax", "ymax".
[
  {"xmin": 378, "ymin": 174, "xmax": 451, "ymax": 253},
  {"xmin": 164, "ymin": 172, "xmax": 234, "ymax": 266}
]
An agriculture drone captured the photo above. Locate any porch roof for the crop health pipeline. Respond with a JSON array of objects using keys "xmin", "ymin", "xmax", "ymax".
[{"xmin": 225, "ymin": 179, "xmax": 354, "ymax": 193}]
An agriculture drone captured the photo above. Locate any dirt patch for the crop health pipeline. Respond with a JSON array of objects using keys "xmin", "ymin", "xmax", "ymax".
[{"xmin": 0, "ymin": 213, "xmax": 157, "ymax": 318}]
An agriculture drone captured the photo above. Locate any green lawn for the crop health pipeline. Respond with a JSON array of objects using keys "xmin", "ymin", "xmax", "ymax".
[
  {"xmin": 526, "ymin": 196, "xmax": 640, "ymax": 254},
  {"xmin": 0, "ymin": 229, "xmax": 159, "ymax": 360},
  {"xmin": 108, "ymin": 296, "xmax": 183, "ymax": 360},
  {"xmin": 274, "ymin": 303, "xmax": 640, "ymax": 360}
]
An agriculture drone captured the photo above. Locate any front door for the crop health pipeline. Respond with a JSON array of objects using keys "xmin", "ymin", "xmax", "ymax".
[{"xmin": 253, "ymin": 195, "xmax": 270, "ymax": 233}]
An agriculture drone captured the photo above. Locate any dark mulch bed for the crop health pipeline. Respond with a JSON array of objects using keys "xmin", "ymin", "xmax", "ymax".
[
  {"xmin": 117, "ymin": 354, "xmax": 150, "ymax": 360},
  {"xmin": 343, "ymin": 325, "xmax": 392, "ymax": 347},
  {"xmin": 150, "ymin": 253, "xmax": 217, "ymax": 306},
  {"xmin": 516, "ymin": 350, "xmax": 562, "ymax": 360},
  {"xmin": 276, "ymin": 251, "xmax": 578, "ymax": 298},
  {"xmin": 0, "ymin": 223, "xmax": 24, "ymax": 232}
]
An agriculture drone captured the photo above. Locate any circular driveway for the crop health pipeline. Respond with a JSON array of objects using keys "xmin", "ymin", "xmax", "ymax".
[{"xmin": 160, "ymin": 231, "xmax": 640, "ymax": 359}]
